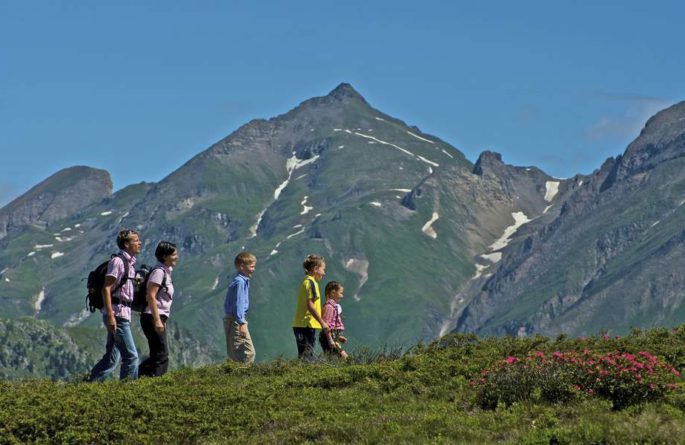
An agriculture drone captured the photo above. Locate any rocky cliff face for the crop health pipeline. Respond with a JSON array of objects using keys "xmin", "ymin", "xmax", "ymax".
[
  {"xmin": 0, "ymin": 166, "xmax": 112, "ymax": 239},
  {"xmin": 451, "ymin": 101, "xmax": 685, "ymax": 338}
]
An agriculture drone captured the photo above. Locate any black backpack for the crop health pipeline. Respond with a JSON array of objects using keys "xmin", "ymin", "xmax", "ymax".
[
  {"xmin": 131, "ymin": 264, "xmax": 167, "ymax": 313},
  {"xmin": 86, "ymin": 253, "xmax": 130, "ymax": 312}
]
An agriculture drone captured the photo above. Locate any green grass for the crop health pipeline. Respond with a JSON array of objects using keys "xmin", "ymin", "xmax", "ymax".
[{"xmin": 1, "ymin": 326, "xmax": 684, "ymax": 444}]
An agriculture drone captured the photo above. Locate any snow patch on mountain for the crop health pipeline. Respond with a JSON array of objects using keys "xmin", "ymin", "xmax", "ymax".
[
  {"xmin": 252, "ymin": 153, "xmax": 321, "ymax": 237},
  {"xmin": 64, "ymin": 308, "xmax": 92, "ymax": 327},
  {"xmin": 274, "ymin": 153, "xmax": 320, "ymax": 200},
  {"xmin": 51, "ymin": 252, "xmax": 64, "ymax": 259},
  {"xmin": 274, "ymin": 181, "xmax": 289, "ymax": 201},
  {"xmin": 441, "ymin": 217, "xmax": 524, "ymax": 335},
  {"xmin": 350, "ymin": 131, "xmax": 440, "ymax": 168},
  {"xmin": 421, "ymin": 212, "xmax": 440, "ymax": 239},
  {"xmin": 489, "ymin": 212, "xmax": 531, "ymax": 251},
  {"xmin": 34, "ymin": 287, "xmax": 46, "ymax": 316},
  {"xmin": 481, "ymin": 252, "xmax": 502, "ymax": 263},
  {"xmin": 287, "ymin": 227, "xmax": 306, "ymax": 239},
  {"xmin": 270, "ymin": 241, "xmax": 283, "ymax": 257},
  {"xmin": 544, "ymin": 181, "xmax": 560, "ymax": 202},
  {"xmin": 249, "ymin": 210, "xmax": 266, "ymax": 238},
  {"xmin": 407, "ymin": 130, "xmax": 435, "ymax": 144},
  {"xmin": 472, "ymin": 263, "xmax": 492, "ymax": 280},
  {"xmin": 343, "ymin": 257, "xmax": 369, "ymax": 301},
  {"xmin": 464, "ymin": 211, "xmax": 529, "ymax": 287},
  {"xmin": 301, "ymin": 196, "xmax": 313, "ymax": 215}
]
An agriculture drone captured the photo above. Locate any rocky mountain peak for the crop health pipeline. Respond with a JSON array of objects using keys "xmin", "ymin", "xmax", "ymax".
[
  {"xmin": 636, "ymin": 100, "xmax": 685, "ymax": 147},
  {"xmin": 327, "ymin": 82, "xmax": 368, "ymax": 104},
  {"xmin": 0, "ymin": 166, "xmax": 112, "ymax": 239},
  {"xmin": 605, "ymin": 100, "xmax": 685, "ymax": 185},
  {"xmin": 473, "ymin": 151, "xmax": 505, "ymax": 176}
]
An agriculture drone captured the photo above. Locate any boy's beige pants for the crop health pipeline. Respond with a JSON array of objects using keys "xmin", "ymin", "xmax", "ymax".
[{"xmin": 223, "ymin": 314, "xmax": 256, "ymax": 364}]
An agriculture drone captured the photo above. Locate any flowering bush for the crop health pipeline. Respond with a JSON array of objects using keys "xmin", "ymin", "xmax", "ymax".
[{"xmin": 472, "ymin": 349, "xmax": 681, "ymax": 410}]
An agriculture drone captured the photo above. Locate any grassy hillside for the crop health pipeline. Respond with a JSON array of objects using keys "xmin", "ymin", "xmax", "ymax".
[{"xmin": 1, "ymin": 326, "xmax": 684, "ymax": 444}]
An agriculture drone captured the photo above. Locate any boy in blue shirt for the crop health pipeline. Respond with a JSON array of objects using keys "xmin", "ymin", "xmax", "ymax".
[{"xmin": 224, "ymin": 251, "xmax": 256, "ymax": 364}]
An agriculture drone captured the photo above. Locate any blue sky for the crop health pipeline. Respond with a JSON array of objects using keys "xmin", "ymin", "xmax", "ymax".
[{"xmin": 1, "ymin": 1, "xmax": 683, "ymax": 207}]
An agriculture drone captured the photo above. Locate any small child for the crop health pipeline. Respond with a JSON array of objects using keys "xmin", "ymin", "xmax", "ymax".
[
  {"xmin": 223, "ymin": 252, "xmax": 257, "ymax": 364},
  {"xmin": 292, "ymin": 254, "xmax": 328, "ymax": 360},
  {"xmin": 319, "ymin": 281, "xmax": 348, "ymax": 359}
]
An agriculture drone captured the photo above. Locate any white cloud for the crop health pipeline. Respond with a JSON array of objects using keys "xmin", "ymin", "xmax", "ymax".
[{"xmin": 583, "ymin": 95, "xmax": 673, "ymax": 141}]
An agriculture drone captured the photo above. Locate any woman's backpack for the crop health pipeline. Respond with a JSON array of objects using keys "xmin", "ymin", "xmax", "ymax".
[{"xmin": 130, "ymin": 265, "xmax": 167, "ymax": 313}]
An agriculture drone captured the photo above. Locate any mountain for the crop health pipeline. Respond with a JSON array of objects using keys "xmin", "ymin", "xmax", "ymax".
[
  {"xmin": 0, "ymin": 166, "xmax": 111, "ymax": 240},
  {"xmin": 0, "ymin": 83, "xmax": 683, "ymax": 379},
  {"xmin": 448, "ymin": 101, "xmax": 685, "ymax": 337}
]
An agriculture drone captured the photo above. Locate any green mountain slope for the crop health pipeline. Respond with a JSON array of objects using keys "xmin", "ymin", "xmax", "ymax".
[{"xmin": 0, "ymin": 84, "xmax": 553, "ymax": 377}]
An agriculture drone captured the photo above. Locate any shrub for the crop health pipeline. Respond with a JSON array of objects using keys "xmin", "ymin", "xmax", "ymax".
[{"xmin": 473, "ymin": 349, "xmax": 681, "ymax": 410}]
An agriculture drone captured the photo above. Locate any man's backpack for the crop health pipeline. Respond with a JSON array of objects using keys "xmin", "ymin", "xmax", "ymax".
[
  {"xmin": 130, "ymin": 264, "xmax": 167, "ymax": 313},
  {"xmin": 86, "ymin": 253, "xmax": 130, "ymax": 313}
]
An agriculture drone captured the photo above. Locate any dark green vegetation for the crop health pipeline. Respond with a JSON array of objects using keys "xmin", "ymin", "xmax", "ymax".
[
  {"xmin": 1, "ymin": 327, "xmax": 684, "ymax": 444},
  {"xmin": 0, "ymin": 318, "xmax": 93, "ymax": 380},
  {"xmin": 0, "ymin": 318, "xmax": 213, "ymax": 381}
]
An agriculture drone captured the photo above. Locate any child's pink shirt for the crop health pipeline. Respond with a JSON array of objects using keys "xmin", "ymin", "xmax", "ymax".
[{"xmin": 322, "ymin": 299, "xmax": 345, "ymax": 330}]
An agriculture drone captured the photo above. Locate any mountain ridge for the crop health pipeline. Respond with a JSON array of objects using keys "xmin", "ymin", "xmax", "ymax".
[
  {"xmin": 449, "ymin": 99, "xmax": 685, "ymax": 338},
  {"xmin": 0, "ymin": 166, "xmax": 112, "ymax": 240},
  {"xmin": 0, "ymin": 84, "xmax": 684, "ymax": 378}
]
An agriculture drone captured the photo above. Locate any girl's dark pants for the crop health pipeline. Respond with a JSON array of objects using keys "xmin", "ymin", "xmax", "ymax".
[
  {"xmin": 140, "ymin": 313, "xmax": 169, "ymax": 377},
  {"xmin": 293, "ymin": 327, "xmax": 316, "ymax": 361},
  {"xmin": 319, "ymin": 331, "xmax": 335, "ymax": 354}
]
